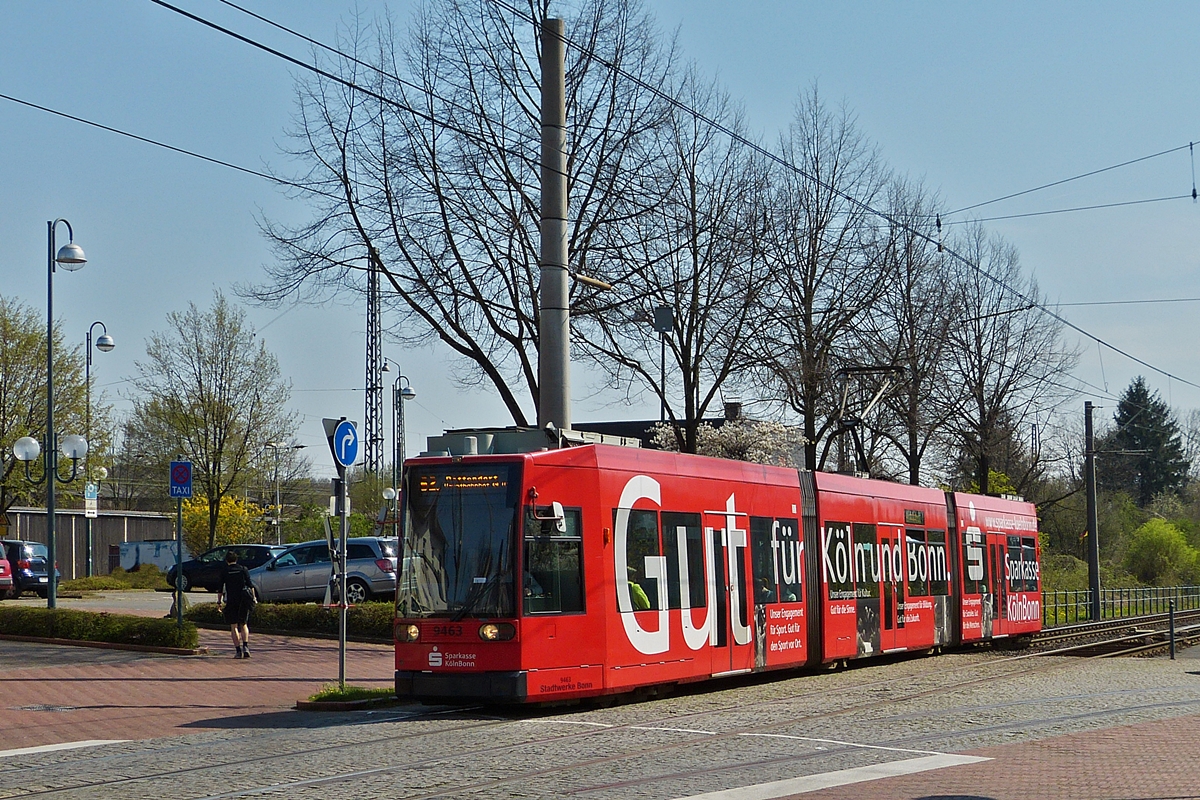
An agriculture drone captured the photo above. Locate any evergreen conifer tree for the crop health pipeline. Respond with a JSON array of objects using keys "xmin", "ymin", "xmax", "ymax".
[{"xmin": 1098, "ymin": 376, "xmax": 1189, "ymax": 506}]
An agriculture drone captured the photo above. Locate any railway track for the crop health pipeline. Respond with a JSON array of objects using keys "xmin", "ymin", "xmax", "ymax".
[{"xmin": 1033, "ymin": 608, "xmax": 1200, "ymax": 657}]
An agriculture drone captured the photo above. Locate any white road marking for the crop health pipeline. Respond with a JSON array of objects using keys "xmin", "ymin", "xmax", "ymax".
[
  {"xmin": 543, "ymin": 719, "xmax": 614, "ymax": 727},
  {"xmin": 0, "ymin": 740, "xmax": 127, "ymax": 758},
  {"xmin": 673, "ymin": 753, "xmax": 991, "ymax": 799},
  {"xmin": 738, "ymin": 732, "xmax": 945, "ymax": 756},
  {"xmin": 630, "ymin": 725, "xmax": 717, "ymax": 735}
]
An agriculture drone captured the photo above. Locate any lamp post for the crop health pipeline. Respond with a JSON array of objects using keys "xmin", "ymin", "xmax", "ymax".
[
  {"xmin": 264, "ymin": 442, "xmax": 304, "ymax": 545},
  {"xmin": 84, "ymin": 321, "xmax": 114, "ymax": 576},
  {"xmin": 381, "ymin": 358, "xmax": 415, "ymax": 522},
  {"xmin": 12, "ymin": 220, "xmax": 90, "ymax": 608}
]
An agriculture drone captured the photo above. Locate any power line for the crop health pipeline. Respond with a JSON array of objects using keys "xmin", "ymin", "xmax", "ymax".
[
  {"xmin": 1059, "ymin": 296, "xmax": 1200, "ymax": 308},
  {"xmin": 485, "ymin": 0, "xmax": 1200, "ymax": 393},
  {"xmin": 944, "ymin": 142, "xmax": 1196, "ymax": 216},
  {"xmin": 148, "ymin": 0, "xmax": 571, "ymax": 183},
  {"xmin": 941, "ymin": 193, "xmax": 1193, "ymax": 224}
]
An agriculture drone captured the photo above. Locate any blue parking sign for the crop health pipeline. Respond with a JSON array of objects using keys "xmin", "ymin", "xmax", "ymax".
[{"xmin": 169, "ymin": 461, "xmax": 193, "ymax": 498}]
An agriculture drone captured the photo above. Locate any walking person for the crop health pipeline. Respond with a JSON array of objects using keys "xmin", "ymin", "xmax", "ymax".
[{"xmin": 216, "ymin": 550, "xmax": 254, "ymax": 658}]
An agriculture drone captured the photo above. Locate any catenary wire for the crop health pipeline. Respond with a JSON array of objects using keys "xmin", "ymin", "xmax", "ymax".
[
  {"xmin": 944, "ymin": 142, "xmax": 1195, "ymax": 216},
  {"xmin": 940, "ymin": 193, "xmax": 1193, "ymax": 224},
  {"xmin": 216, "ymin": 0, "xmax": 1199, "ymax": 232},
  {"xmin": 147, "ymin": 0, "xmax": 572, "ymax": 184},
  {"xmin": 482, "ymin": 0, "xmax": 1200, "ymax": 393}
]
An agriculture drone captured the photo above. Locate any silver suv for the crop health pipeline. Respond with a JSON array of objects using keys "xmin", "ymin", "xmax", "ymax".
[{"xmin": 248, "ymin": 537, "xmax": 398, "ymax": 604}]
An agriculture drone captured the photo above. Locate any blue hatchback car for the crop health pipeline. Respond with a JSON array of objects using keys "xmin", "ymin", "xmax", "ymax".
[{"xmin": 1, "ymin": 540, "xmax": 59, "ymax": 599}]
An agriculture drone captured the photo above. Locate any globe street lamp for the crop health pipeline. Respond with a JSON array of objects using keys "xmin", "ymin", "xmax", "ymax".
[
  {"xmin": 13, "ymin": 220, "xmax": 91, "ymax": 608},
  {"xmin": 84, "ymin": 321, "xmax": 114, "ymax": 576}
]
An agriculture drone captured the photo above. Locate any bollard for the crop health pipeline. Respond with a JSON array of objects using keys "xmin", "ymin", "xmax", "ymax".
[{"xmin": 1169, "ymin": 598, "xmax": 1176, "ymax": 660}]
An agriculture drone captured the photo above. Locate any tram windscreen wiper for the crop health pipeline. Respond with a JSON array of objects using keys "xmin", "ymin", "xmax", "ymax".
[{"xmin": 450, "ymin": 576, "xmax": 497, "ymax": 622}]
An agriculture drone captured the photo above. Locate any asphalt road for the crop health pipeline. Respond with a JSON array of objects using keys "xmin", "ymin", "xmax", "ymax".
[{"xmin": 3, "ymin": 588, "xmax": 230, "ymax": 617}]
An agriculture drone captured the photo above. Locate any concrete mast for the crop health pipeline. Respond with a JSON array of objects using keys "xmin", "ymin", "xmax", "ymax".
[{"xmin": 538, "ymin": 17, "xmax": 570, "ymax": 434}]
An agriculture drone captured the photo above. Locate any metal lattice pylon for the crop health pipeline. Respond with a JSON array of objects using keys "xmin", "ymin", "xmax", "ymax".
[{"xmin": 364, "ymin": 250, "xmax": 383, "ymax": 473}]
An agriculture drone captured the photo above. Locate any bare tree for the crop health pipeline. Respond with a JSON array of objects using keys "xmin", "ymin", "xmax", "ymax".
[
  {"xmin": 858, "ymin": 178, "xmax": 956, "ymax": 484},
  {"xmin": 574, "ymin": 66, "xmax": 769, "ymax": 452},
  {"xmin": 0, "ymin": 295, "xmax": 100, "ymax": 531},
  {"xmin": 126, "ymin": 292, "xmax": 297, "ymax": 549},
  {"xmin": 753, "ymin": 86, "xmax": 889, "ymax": 470},
  {"xmin": 251, "ymin": 0, "xmax": 675, "ymax": 426},
  {"xmin": 944, "ymin": 224, "xmax": 1078, "ymax": 495}
]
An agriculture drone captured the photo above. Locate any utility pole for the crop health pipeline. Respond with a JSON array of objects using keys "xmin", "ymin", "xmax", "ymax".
[
  {"xmin": 364, "ymin": 249, "xmax": 383, "ymax": 472},
  {"xmin": 537, "ymin": 18, "xmax": 570, "ymax": 434},
  {"xmin": 1085, "ymin": 401, "xmax": 1101, "ymax": 621}
]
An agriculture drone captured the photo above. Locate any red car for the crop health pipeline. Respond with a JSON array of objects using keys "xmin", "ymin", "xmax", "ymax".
[{"xmin": 0, "ymin": 553, "xmax": 12, "ymax": 597}]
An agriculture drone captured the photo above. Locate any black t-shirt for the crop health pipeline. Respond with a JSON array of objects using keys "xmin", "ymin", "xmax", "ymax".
[{"xmin": 221, "ymin": 563, "xmax": 251, "ymax": 599}]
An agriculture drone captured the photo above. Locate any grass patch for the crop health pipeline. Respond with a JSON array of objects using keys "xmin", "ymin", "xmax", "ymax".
[
  {"xmin": 185, "ymin": 601, "xmax": 393, "ymax": 639},
  {"xmin": 59, "ymin": 565, "xmax": 170, "ymax": 593},
  {"xmin": 308, "ymin": 684, "xmax": 395, "ymax": 703},
  {"xmin": 0, "ymin": 606, "xmax": 199, "ymax": 648}
]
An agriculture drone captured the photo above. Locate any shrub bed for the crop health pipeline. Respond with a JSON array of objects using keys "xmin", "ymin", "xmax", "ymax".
[
  {"xmin": 185, "ymin": 601, "xmax": 393, "ymax": 640},
  {"xmin": 59, "ymin": 565, "xmax": 171, "ymax": 593},
  {"xmin": 0, "ymin": 607, "xmax": 199, "ymax": 649}
]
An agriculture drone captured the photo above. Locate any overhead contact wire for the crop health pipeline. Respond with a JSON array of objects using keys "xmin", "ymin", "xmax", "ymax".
[{"xmin": 485, "ymin": 0, "xmax": 1200, "ymax": 392}]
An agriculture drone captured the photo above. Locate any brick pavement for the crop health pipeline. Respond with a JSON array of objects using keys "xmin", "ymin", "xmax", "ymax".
[
  {"xmin": 1, "ymin": 629, "xmax": 395, "ymax": 750},
  {"xmin": 803, "ymin": 710, "xmax": 1200, "ymax": 800}
]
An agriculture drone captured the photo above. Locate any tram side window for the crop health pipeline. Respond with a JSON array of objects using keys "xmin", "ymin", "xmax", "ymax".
[
  {"xmin": 750, "ymin": 517, "xmax": 778, "ymax": 604},
  {"xmin": 1022, "ymin": 537, "xmax": 1039, "ymax": 592},
  {"xmin": 825, "ymin": 522, "xmax": 855, "ymax": 601},
  {"xmin": 853, "ymin": 524, "xmax": 880, "ymax": 599},
  {"xmin": 619, "ymin": 508, "xmax": 662, "ymax": 611},
  {"xmin": 961, "ymin": 526, "xmax": 987, "ymax": 595},
  {"xmin": 905, "ymin": 530, "xmax": 928, "ymax": 597},
  {"xmin": 662, "ymin": 511, "xmax": 705, "ymax": 610},
  {"xmin": 1007, "ymin": 535, "xmax": 1024, "ymax": 593},
  {"xmin": 751, "ymin": 517, "xmax": 802, "ymax": 604},
  {"xmin": 927, "ymin": 530, "xmax": 949, "ymax": 596},
  {"xmin": 523, "ymin": 507, "xmax": 584, "ymax": 614}
]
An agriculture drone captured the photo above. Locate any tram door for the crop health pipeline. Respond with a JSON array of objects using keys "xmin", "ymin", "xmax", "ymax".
[
  {"xmin": 985, "ymin": 534, "xmax": 1006, "ymax": 636},
  {"xmin": 879, "ymin": 524, "xmax": 905, "ymax": 653},
  {"xmin": 706, "ymin": 509, "xmax": 754, "ymax": 675}
]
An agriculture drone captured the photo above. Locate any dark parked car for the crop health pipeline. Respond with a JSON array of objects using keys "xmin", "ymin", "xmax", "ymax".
[
  {"xmin": 1, "ymin": 540, "xmax": 59, "ymax": 599},
  {"xmin": 166, "ymin": 544, "xmax": 287, "ymax": 592},
  {"xmin": 249, "ymin": 537, "xmax": 398, "ymax": 604}
]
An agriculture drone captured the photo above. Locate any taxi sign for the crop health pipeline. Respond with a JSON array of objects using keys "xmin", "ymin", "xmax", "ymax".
[{"xmin": 169, "ymin": 461, "xmax": 193, "ymax": 498}]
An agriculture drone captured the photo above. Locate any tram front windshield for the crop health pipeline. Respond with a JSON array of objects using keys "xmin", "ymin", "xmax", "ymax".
[{"xmin": 399, "ymin": 463, "xmax": 520, "ymax": 619}]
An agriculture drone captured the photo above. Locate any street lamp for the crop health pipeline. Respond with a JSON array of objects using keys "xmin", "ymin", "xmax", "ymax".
[
  {"xmin": 13, "ymin": 218, "xmax": 91, "ymax": 608},
  {"xmin": 264, "ymin": 442, "xmax": 305, "ymax": 545},
  {"xmin": 381, "ymin": 358, "xmax": 415, "ymax": 522},
  {"xmin": 84, "ymin": 321, "xmax": 114, "ymax": 577}
]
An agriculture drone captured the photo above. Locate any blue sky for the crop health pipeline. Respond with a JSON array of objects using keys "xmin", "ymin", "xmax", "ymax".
[{"xmin": 2, "ymin": 1, "xmax": 1199, "ymax": 479}]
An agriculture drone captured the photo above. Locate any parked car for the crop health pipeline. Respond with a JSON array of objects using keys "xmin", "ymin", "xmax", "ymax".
[
  {"xmin": 0, "ymin": 552, "xmax": 12, "ymax": 597},
  {"xmin": 165, "ymin": 544, "xmax": 287, "ymax": 592},
  {"xmin": 249, "ymin": 537, "xmax": 398, "ymax": 604},
  {"xmin": 1, "ymin": 540, "xmax": 59, "ymax": 599}
]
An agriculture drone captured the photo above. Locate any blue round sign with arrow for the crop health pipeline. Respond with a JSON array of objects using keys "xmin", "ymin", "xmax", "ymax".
[{"xmin": 332, "ymin": 420, "xmax": 359, "ymax": 468}]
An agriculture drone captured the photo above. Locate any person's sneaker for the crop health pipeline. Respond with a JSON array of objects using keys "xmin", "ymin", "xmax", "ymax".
[
  {"xmin": 242, "ymin": 644, "xmax": 250, "ymax": 658},
  {"xmin": 235, "ymin": 645, "xmax": 244, "ymax": 659}
]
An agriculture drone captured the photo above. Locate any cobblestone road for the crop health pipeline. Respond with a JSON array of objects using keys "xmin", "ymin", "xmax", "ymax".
[{"xmin": 4, "ymin": 643, "xmax": 1200, "ymax": 799}]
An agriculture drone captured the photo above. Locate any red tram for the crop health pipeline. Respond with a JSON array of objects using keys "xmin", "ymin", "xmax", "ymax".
[{"xmin": 393, "ymin": 439, "xmax": 1040, "ymax": 703}]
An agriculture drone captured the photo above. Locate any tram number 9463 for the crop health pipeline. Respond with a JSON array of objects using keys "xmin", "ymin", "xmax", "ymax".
[{"xmin": 431, "ymin": 624, "xmax": 464, "ymax": 637}]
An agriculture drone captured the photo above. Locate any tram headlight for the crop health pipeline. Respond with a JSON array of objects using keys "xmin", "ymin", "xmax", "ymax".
[
  {"xmin": 478, "ymin": 622, "xmax": 515, "ymax": 641},
  {"xmin": 399, "ymin": 623, "xmax": 420, "ymax": 642}
]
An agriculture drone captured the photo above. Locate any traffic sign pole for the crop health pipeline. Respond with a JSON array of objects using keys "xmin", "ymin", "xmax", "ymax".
[
  {"xmin": 169, "ymin": 461, "xmax": 192, "ymax": 628},
  {"xmin": 323, "ymin": 418, "xmax": 357, "ymax": 691}
]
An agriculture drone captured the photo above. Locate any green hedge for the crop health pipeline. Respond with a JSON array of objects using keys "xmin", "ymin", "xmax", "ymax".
[
  {"xmin": 0, "ymin": 607, "xmax": 199, "ymax": 649},
  {"xmin": 185, "ymin": 601, "xmax": 393, "ymax": 640}
]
